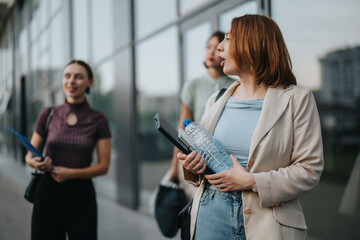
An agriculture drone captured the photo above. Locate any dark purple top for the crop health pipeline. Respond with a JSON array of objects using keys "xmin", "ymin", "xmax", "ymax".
[{"xmin": 35, "ymin": 100, "xmax": 111, "ymax": 168}]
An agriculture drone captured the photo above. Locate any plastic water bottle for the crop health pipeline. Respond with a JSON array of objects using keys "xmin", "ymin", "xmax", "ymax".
[{"xmin": 183, "ymin": 119, "xmax": 233, "ymax": 173}]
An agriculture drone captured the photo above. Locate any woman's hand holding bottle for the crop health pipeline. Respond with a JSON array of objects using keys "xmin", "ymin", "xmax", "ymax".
[
  {"xmin": 177, "ymin": 150, "xmax": 207, "ymax": 175},
  {"xmin": 205, "ymin": 154, "xmax": 255, "ymax": 192}
]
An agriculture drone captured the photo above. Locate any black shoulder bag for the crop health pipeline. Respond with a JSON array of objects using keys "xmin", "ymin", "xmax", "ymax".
[
  {"xmin": 176, "ymin": 88, "xmax": 227, "ymax": 240},
  {"xmin": 24, "ymin": 107, "xmax": 54, "ymax": 203}
]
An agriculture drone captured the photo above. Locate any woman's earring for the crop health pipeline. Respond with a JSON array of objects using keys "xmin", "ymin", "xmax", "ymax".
[{"xmin": 86, "ymin": 87, "xmax": 90, "ymax": 94}]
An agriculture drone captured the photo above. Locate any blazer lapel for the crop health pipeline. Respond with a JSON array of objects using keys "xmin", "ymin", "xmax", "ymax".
[
  {"xmin": 203, "ymin": 81, "xmax": 240, "ymax": 134},
  {"xmin": 248, "ymin": 85, "xmax": 293, "ymax": 160}
]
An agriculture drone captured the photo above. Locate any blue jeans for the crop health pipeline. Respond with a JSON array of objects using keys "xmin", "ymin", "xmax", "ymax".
[{"xmin": 195, "ymin": 184, "xmax": 246, "ymax": 240}]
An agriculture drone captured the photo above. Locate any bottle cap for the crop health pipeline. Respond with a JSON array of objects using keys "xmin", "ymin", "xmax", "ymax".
[{"xmin": 183, "ymin": 119, "xmax": 192, "ymax": 127}]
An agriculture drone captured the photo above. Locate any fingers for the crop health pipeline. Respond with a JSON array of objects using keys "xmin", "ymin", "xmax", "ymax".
[
  {"xmin": 205, "ymin": 172, "xmax": 225, "ymax": 189},
  {"xmin": 177, "ymin": 151, "xmax": 187, "ymax": 161},
  {"xmin": 197, "ymin": 161, "xmax": 207, "ymax": 174},
  {"xmin": 204, "ymin": 172, "xmax": 222, "ymax": 181},
  {"xmin": 230, "ymin": 154, "xmax": 243, "ymax": 169},
  {"xmin": 32, "ymin": 157, "xmax": 44, "ymax": 170},
  {"xmin": 51, "ymin": 168, "xmax": 60, "ymax": 182},
  {"xmin": 51, "ymin": 173, "xmax": 60, "ymax": 183},
  {"xmin": 51, "ymin": 166, "xmax": 58, "ymax": 174},
  {"xmin": 178, "ymin": 151, "xmax": 206, "ymax": 174},
  {"xmin": 35, "ymin": 157, "xmax": 52, "ymax": 171},
  {"xmin": 43, "ymin": 159, "xmax": 52, "ymax": 172},
  {"xmin": 207, "ymin": 177, "xmax": 223, "ymax": 186},
  {"xmin": 177, "ymin": 150, "xmax": 195, "ymax": 169},
  {"xmin": 187, "ymin": 151, "xmax": 202, "ymax": 169}
]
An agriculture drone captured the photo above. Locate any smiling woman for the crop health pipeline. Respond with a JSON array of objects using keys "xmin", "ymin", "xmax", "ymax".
[{"xmin": 25, "ymin": 60, "xmax": 112, "ymax": 240}]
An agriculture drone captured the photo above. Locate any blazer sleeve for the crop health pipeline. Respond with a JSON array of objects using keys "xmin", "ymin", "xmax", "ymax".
[
  {"xmin": 253, "ymin": 89, "xmax": 324, "ymax": 208},
  {"xmin": 182, "ymin": 91, "xmax": 219, "ymax": 185}
]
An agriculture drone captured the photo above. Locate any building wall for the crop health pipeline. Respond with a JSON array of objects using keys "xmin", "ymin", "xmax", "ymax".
[{"xmin": 1, "ymin": 0, "xmax": 360, "ymax": 239}]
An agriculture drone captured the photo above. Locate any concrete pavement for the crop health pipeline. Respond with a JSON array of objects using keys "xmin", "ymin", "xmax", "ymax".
[
  {"xmin": 3, "ymin": 153, "xmax": 354, "ymax": 240},
  {"xmin": 0, "ymin": 155, "xmax": 179, "ymax": 240}
]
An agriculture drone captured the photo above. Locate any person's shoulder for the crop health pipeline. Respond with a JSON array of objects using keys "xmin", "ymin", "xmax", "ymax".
[
  {"xmin": 281, "ymin": 85, "xmax": 315, "ymax": 107},
  {"xmin": 182, "ymin": 75, "xmax": 208, "ymax": 94},
  {"xmin": 39, "ymin": 105, "xmax": 57, "ymax": 117},
  {"xmin": 284, "ymin": 85, "xmax": 312, "ymax": 97},
  {"xmin": 89, "ymin": 108, "xmax": 109, "ymax": 122},
  {"xmin": 188, "ymin": 75, "xmax": 208, "ymax": 86}
]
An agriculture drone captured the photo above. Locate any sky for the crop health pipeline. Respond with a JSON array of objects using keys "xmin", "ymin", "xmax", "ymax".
[{"xmin": 272, "ymin": 0, "xmax": 360, "ymax": 90}]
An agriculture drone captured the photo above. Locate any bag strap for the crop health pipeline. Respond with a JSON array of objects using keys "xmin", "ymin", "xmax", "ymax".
[
  {"xmin": 41, "ymin": 107, "xmax": 54, "ymax": 155},
  {"xmin": 190, "ymin": 181, "xmax": 205, "ymax": 240},
  {"xmin": 215, "ymin": 88, "xmax": 227, "ymax": 102},
  {"xmin": 34, "ymin": 107, "xmax": 54, "ymax": 174}
]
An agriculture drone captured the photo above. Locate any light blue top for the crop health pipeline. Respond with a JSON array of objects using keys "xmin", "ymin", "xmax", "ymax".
[{"xmin": 213, "ymin": 97, "xmax": 264, "ymax": 168}]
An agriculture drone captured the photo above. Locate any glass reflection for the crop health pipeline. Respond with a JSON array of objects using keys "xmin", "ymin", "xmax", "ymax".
[
  {"xmin": 72, "ymin": 0, "xmax": 89, "ymax": 61},
  {"xmin": 180, "ymin": 0, "xmax": 210, "ymax": 15},
  {"xmin": 136, "ymin": 26, "xmax": 179, "ymax": 211},
  {"xmin": 19, "ymin": 29, "xmax": 27, "ymax": 59},
  {"xmin": 50, "ymin": 0, "xmax": 62, "ymax": 16},
  {"xmin": 183, "ymin": 21, "xmax": 211, "ymax": 83},
  {"xmin": 50, "ymin": 9, "xmax": 66, "ymax": 86},
  {"xmin": 30, "ymin": 7, "xmax": 39, "ymax": 42},
  {"xmin": 135, "ymin": 0, "xmax": 176, "ymax": 39},
  {"xmin": 219, "ymin": 0, "xmax": 257, "ymax": 32},
  {"xmin": 39, "ymin": 0, "xmax": 48, "ymax": 31},
  {"xmin": 31, "ymin": 41, "xmax": 39, "ymax": 95},
  {"xmin": 273, "ymin": 1, "xmax": 360, "ymax": 239},
  {"xmin": 39, "ymin": 31, "xmax": 48, "ymax": 56},
  {"xmin": 91, "ymin": 0, "xmax": 114, "ymax": 63},
  {"xmin": 92, "ymin": 59, "xmax": 118, "ymax": 200}
]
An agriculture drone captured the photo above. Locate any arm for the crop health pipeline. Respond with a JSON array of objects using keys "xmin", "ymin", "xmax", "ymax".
[
  {"xmin": 253, "ymin": 90, "xmax": 324, "ymax": 207},
  {"xmin": 169, "ymin": 102, "xmax": 193, "ymax": 181},
  {"xmin": 181, "ymin": 91, "xmax": 219, "ymax": 184},
  {"xmin": 51, "ymin": 138, "xmax": 111, "ymax": 183}
]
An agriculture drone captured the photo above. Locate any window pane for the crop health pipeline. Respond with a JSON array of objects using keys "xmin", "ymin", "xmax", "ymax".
[
  {"xmin": 135, "ymin": 0, "xmax": 176, "ymax": 39},
  {"xmin": 92, "ymin": 59, "xmax": 118, "ymax": 200},
  {"xmin": 50, "ymin": 0, "xmax": 62, "ymax": 16},
  {"xmin": 273, "ymin": 1, "xmax": 360, "ymax": 239},
  {"xmin": 39, "ymin": 0, "xmax": 49, "ymax": 31},
  {"xmin": 91, "ymin": 0, "xmax": 114, "ymax": 63},
  {"xmin": 49, "ymin": 9, "xmax": 67, "ymax": 86},
  {"xmin": 136, "ymin": 27, "xmax": 179, "ymax": 96},
  {"xmin": 30, "ymin": 7, "xmax": 39, "ymax": 42},
  {"xmin": 19, "ymin": 29, "xmax": 27, "ymax": 59},
  {"xmin": 39, "ymin": 30, "xmax": 48, "ymax": 54},
  {"xmin": 180, "ymin": 0, "xmax": 210, "ymax": 15},
  {"xmin": 135, "ymin": 26, "xmax": 179, "ymax": 212},
  {"xmin": 183, "ymin": 21, "xmax": 211, "ymax": 83},
  {"xmin": 30, "ymin": 41, "xmax": 39, "ymax": 95},
  {"xmin": 219, "ymin": 0, "xmax": 257, "ymax": 32},
  {"xmin": 73, "ymin": 0, "xmax": 89, "ymax": 61}
]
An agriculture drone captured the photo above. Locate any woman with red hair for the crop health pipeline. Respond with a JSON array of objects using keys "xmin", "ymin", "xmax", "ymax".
[{"xmin": 177, "ymin": 14, "xmax": 323, "ymax": 240}]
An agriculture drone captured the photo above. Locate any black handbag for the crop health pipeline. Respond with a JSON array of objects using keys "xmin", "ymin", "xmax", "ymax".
[
  {"xmin": 24, "ymin": 107, "xmax": 54, "ymax": 203},
  {"xmin": 155, "ymin": 183, "xmax": 186, "ymax": 238},
  {"xmin": 177, "ymin": 198, "xmax": 193, "ymax": 240},
  {"xmin": 24, "ymin": 171, "xmax": 44, "ymax": 203}
]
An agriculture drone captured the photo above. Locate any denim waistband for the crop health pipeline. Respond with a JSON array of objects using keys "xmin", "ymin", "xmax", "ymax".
[{"xmin": 206, "ymin": 183, "xmax": 242, "ymax": 196}]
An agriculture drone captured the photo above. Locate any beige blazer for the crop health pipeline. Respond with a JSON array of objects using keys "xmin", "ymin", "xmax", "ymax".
[{"xmin": 184, "ymin": 81, "xmax": 324, "ymax": 240}]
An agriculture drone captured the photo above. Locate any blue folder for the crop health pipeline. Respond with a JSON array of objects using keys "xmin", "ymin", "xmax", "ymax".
[{"xmin": 8, "ymin": 126, "xmax": 45, "ymax": 160}]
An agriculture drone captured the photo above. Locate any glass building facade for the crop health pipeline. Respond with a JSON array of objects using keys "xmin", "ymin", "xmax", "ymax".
[{"xmin": 0, "ymin": 0, "xmax": 359, "ymax": 239}]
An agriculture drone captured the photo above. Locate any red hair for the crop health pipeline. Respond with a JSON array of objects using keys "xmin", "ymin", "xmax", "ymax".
[{"xmin": 230, "ymin": 14, "xmax": 296, "ymax": 87}]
